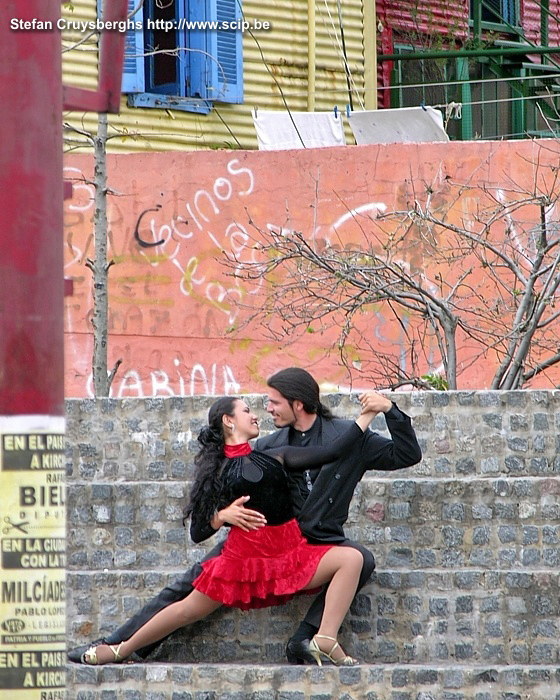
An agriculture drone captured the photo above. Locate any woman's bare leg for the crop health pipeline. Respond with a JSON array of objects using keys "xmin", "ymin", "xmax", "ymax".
[
  {"xmin": 87, "ymin": 549, "xmax": 361, "ymax": 664},
  {"xmin": 88, "ymin": 590, "xmax": 222, "ymax": 664},
  {"xmin": 301, "ymin": 547, "xmax": 363, "ymax": 659}
]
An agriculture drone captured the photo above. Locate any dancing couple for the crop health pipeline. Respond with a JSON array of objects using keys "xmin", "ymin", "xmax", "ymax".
[{"xmin": 69, "ymin": 368, "xmax": 421, "ymax": 666}]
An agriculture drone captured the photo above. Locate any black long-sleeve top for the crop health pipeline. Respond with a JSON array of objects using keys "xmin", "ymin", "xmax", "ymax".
[
  {"xmin": 190, "ymin": 422, "xmax": 365, "ymax": 543},
  {"xmin": 255, "ymin": 403, "xmax": 422, "ymax": 543}
]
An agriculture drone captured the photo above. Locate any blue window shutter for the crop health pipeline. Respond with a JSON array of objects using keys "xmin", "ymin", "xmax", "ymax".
[
  {"xmin": 97, "ymin": 0, "xmax": 144, "ymax": 93},
  {"xmin": 199, "ymin": 0, "xmax": 243, "ymax": 103},
  {"xmin": 121, "ymin": 0, "xmax": 145, "ymax": 93},
  {"xmin": 188, "ymin": 0, "xmax": 209, "ymax": 99}
]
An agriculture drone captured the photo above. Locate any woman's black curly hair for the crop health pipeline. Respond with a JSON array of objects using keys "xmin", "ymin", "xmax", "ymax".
[{"xmin": 183, "ymin": 396, "xmax": 240, "ymax": 526}]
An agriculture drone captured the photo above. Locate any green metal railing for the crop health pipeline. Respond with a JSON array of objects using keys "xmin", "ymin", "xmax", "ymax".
[
  {"xmin": 378, "ymin": 0, "xmax": 560, "ymax": 66},
  {"xmin": 378, "ymin": 44, "xmax": 560, "ymax": 62},
  {"xmin": 378, "ymin": 0, "xmax": 560, "ymax": 140}
]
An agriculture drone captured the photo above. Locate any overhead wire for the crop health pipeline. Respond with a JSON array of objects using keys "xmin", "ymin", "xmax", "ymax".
[
  {"xmin": 336, "ymin": 0, "xmax": 354, "ymax": 109},
  {"xmin": 377, "ymin": 71, "xmax": 560, "ymax": 92},
  {"xmin": 320, "ymin": 0, "xmax": 366, "ymax": 110},
  {"xmin": 439, "ymin": 91, "xmax": 560, "ymax": 109},
  {"xmin": 213, "ymin": 108, "xmax": 243, "ymax": 148},
  {"xmin": 250, "ymin": 71, "xmax": 560, "ymax": 101},
  {"xmin": 241, "ymin": 0, "xmax": 368, "ymax": 145},
  {"xmin": 241, "ymin": 1, "xmax": 306, "ymax": 146}
]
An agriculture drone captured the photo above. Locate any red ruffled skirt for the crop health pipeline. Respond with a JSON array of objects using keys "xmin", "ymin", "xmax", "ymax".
[{"xmin": 193, "ymin": 518, "xmax": 333, "ymax": 610}]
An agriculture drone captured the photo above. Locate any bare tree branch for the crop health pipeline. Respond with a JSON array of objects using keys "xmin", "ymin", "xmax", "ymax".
[{"xmin": 223, "ymin": 151, "xmax": 560, "ymax": 390}]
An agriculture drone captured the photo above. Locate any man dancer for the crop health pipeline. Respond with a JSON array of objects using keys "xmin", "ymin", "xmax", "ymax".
[
  {"xmin": 68, "ymin": 368, "xmax": 421, "ymax": 664},
  {"xmin": 255, "ymin": 368, "xmax": 421, "ymax": 662}
]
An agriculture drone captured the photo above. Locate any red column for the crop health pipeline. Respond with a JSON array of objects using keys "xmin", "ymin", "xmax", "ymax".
[
  {"xmin": 0, "ymin": 3, "xmax": 66, "ymax": 697},
  {"xmin": 0, "ymin": 0, "xmax": 64, "ymax": 416}
]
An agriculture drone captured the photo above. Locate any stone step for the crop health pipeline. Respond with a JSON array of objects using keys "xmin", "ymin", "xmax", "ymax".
[
  {"xmin": 66, "ymin": 662, "xmax": 560, "ymax": 700},
  {"xmin": 67, "ymin": 475, "xmax": 560, "ymax": 572},
  {"xmin": 64, "ymin": 392, "xmax": 560, "ymax": 696},
  {"xmin": 67, "ymin": 569, "xmax": 560, "ymax": 665},
  {"xmin": 65, "ymin": 391, "xmax": 559, "ymax": 486},
  {"xmin": 67, "ymin": 431, "xmax": 559, "ymax": 482}
]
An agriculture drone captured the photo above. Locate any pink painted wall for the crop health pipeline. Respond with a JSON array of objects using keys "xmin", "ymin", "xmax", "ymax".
[
  {"xmin": 376, "ymin": 0, "xmax": 469, "ymax": 41},
  {"xmin": 63, "ymin": 140, "xmax": 560, "ymax": 397}
]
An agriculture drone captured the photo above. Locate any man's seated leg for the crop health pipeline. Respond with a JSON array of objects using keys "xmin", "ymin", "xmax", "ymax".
[
  {"xmin": 286, "ymin": 541, "xmax": 375, "ymax": 664},
  {"xmin": 68, "ymin": 541, "xmax": 225, "ymax": 662}
]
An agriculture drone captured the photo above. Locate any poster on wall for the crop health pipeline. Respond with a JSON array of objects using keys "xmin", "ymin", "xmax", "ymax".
[{"xmin": 0, "ymin": 417, "xmax": 66, "ymax": 699}]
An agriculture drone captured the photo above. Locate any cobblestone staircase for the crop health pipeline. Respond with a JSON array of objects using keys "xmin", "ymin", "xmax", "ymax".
[{"xmin": 65, "ymin": 391, "xmax": 560, "ymax": 699}]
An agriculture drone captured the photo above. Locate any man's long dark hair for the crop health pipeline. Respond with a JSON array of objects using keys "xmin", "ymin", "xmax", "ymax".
[
  {"xmin": 183, "ymin": 396, "xmax": 238, "ymax": 525},
  {"xmin": 267, "ymin": 368, "xmax": 333, "ymax": 419}
]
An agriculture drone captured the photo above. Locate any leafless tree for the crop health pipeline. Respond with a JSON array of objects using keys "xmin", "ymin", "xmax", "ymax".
[
  {"xmin": 226, "ymin": 152, "xmax": 560, "ymax": 390},
  {"xmin": 405, "ymin": 167, "xmax": 560, "ymax": 390},
  {"xmin": 64, "ymin": 115, "xmax": 123, "ymax": 396}
]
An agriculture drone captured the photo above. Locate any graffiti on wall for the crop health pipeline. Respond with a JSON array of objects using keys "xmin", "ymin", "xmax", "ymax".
[{"xmin": 62, "ymin": 141, "xmax": 560, "ymax": 397}]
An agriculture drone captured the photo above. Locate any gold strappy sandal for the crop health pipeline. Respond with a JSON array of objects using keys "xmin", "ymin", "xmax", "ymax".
[
  {"xmin": 81, "ymin": 641, "xmax": 126, "ymax": 665},
  {"xmin": 309, "ymin": 635, "xmax": 359, "ymax": 666}
]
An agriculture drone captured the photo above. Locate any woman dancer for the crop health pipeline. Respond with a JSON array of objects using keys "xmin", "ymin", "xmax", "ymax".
[{"xmin": 81, "ymin": 396, "xmax": 375, "ymax": 667}]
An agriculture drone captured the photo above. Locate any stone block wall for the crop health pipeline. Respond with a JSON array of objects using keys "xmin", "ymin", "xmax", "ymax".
[{"xmin": 65, "ymin": 391, "xmax": 560, "ymax": 697}]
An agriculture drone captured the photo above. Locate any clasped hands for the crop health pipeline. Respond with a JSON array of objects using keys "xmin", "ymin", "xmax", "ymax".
[{"xmin": 359, "ymin": 390, "xmax": 392, "ymax": 416}]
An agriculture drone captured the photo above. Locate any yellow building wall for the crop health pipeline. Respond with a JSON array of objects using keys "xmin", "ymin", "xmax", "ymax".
[{"xmin": 61, "ymin": 0, "xmax": 375, "ymax": 151}]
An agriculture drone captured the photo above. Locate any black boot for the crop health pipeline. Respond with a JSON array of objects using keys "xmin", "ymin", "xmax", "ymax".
[
  {"xmin": 285, "ymin": 622, "xmax": 318, "ymax": 664},
  {"xmin": 285, "ymin": 638, "xmax": 318, "ymax": 665},
  {"xmin": 67, "ymin": 638, "xmax": 110, "ymax": 663}
]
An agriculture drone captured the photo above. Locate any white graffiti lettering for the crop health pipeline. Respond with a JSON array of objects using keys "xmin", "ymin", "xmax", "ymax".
[{"xmin": 86, "ymin": 363, "xmax": 240, "ymax": 398}]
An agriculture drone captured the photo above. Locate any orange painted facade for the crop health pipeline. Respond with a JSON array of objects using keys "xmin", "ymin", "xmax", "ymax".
[{"xmin": 63, "ymin": 140, "xmax": 560, "ymax": 397}]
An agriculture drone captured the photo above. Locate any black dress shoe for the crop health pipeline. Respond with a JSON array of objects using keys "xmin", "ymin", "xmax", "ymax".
[
  {"xmin": 285, "ymin": 638, "xmax": 317, "ymax": 665},
  {"xmin": 67, "ymin": 637, "xmax": 109, "ymax": 663}
]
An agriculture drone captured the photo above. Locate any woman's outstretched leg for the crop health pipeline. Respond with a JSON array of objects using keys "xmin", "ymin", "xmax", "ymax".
[
  {"xmin": 301, "ymin": 547, "xmax": 363, "ymax": 662},
  {"xmin": 84, "ymin": 590, "xmax": 221, "ymax": 664}
]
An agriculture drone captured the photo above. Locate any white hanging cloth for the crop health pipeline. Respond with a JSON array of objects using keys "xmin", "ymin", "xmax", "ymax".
[
  {"xmin": 252, "ymin": 108, "xmax": 346, "ymax": 150},
  {"xmin": 348, "ymin": 106, "xmax": 449, "ymax": 144}
]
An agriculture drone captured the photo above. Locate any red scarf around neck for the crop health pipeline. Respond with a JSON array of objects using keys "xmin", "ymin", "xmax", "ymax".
[{"xmin": 224, "ymin": 443, "xmax": 252, "ymax": 457}]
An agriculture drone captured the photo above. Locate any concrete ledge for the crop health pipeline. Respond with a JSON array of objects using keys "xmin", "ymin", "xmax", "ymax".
[{"xmin": 66, "ymin": 662, "xmax": 560, "ymax": 700}]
